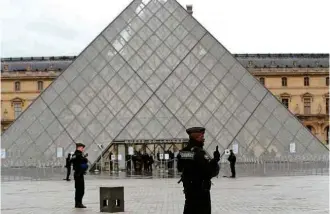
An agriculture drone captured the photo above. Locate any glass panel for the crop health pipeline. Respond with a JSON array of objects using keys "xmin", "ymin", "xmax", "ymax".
[
  {"xmin": 214, "ymin": 105, "xmax": 231, "ymax": 126},
  {"xmin": 202, "ymin": 73, "xmax": 218, "ymax": 92},
  {"xmin": 245, "ymin": 115, "xmax": 262, "ymax": 136},
  {"xmin": 173, "ymin": 44, "xmax": 188, "ymax": 61},
  {"xmin": 174, "ymin": 63, "xmax": 190, "ymax": 81},
  {"xmin": 155, "ymin": 25, "xmax": 171, "ymax": 41},
  {"xmin": 204, "ymin": 94, "xmax": 220, "ymax": 113},
  {"xmin": 242, "ymin": 93, "xmax": 259, "ymax": 113},
  {"xmin": 90, "ymin": 54, "xmax": 107, "ymax": 73},
  {"xmin": 111, "ymin": 35, "xmax": 126, "ymax": 52},
  {"xmin": 136, "ymin": 129, "xmax": 153, "ymax": 139},
  {"xmin": 96, "ymin": 106, "xmax": 114, "ymax": 128},
  {"xmin": 200, "ymin": 34, "xmax": 216, "ymax": 51},
  {"xmin": 77, "ymin": 107, "xmax": 94, "ymax": 128},
  {"xmin": 184, "ymin": 95, "xmax": 201, "ymax": 114},
  {"xmin": 94, "ymin": 130, "xmax": 112, "ymax": 147},
  {"xmin": 220, "ymin": 52, "xmax": 236, "ymax": 70},
  {"xmin": 253, "ymin": 104, "xmax": 271, "ymax": 125},
  {"xmin": 119, "ymin": 45, "xmax": 135, "ymax": 61},
  {"xmin": 247, "ymin": 139, "xmax": 265, "ymax": 158},
  {"xmin": 173, "ymin": 25, "xmax": 189, "ymax": 41},
  {"xmin": 155, "ymin": 6, "xmax": 170, "ymax": 22},
  {"xmin": 54, "ymin": 131, "xmax": 71, "ymax": 151},
  {"xmin": 182, "ymin": 15, "xmax": 196, "ymax": 31},
  {"xmin": 222, "ymin": 72, "xmax": 238, "ymax": 91},
  {"xmin": 276, "ymin": 126, "xmax": 294, "ymax": 146},
  {"xmin": 137, "ymin": 44, "xmax": 152, "ymax": 61},
  {"xmin": 116, "ymin": 107, "xmax": 133, "ymax": 126},
  {"xmin": 193, "ymin": 84, "xmax": 211, "ymax": 103},
  {"xmin": 66, "ymin": 119, "xmax": 84, "ymax": 140},
  {"xmin": 191, "ymin": 25, "xmax": 206, "ymax": 41},
  {"xmin": 88, "ymin": 118, "xmax": 104, "ymax": 138},
  {"xmin": 97, "ymin": 85, "xmax": 114, "ymax": 105},
  {"xmin": 52, "ymin": 75, "xmax": 68, "ymax": 94},
  {"xmin": 90, "ymin": 75, "xmax": 106, "ymax": 94},
  {"xmin": 155, "ymin": 63, "xmax": 171, "ymax": 82},
  {"xmin": 172, "ymin": 5, "xmax": 187, "ymax": 21},
  {"xmin": 70, "ymin": 76, "xmax": 88, "ymax": 95},
  {"xmin": 136, "ymin": 84, "xmax": 153, "ymax": 103},
  {"xmin": 165, "ymin": 74, "xmax": 181, "ymax": 92},
  {"xmin": 240, "ymin": 72, "xmax": 257, "ymax": 91},
  {"xmin": 127, "ymin": 75, "xmax": 143, "ymax": 92},
  {"xmin": 183, "ymin": 53, "xmax": 198, "ymax": 70},
  {"xmin": 224, "ymin": 94, "xmax": 240, "ymax": 114},
  {"xmin": 226, "ymin": 117, "xmax": 242, "ymax": 137},
  {"xmin": 174, "ymin": 84, "xmax": 191, "ymax": 103},
  {"xmin": 92, "ymin": 35, "xmax": 108, "ymax": 52},
  {"xmin": 165, "ymin": 95, "xmax": 182, "ymax": 113},
  {"xmin": 216, "ymin": 128, "xmax": 233, "ymax": 149},
  {"xmin": 264, "ymin": 115, "xmax": 282, "ymax": 136},
  {"xmin": 233, "ymin": 105, "xmax": 250, "ymax": 125},
  {"xmin": 156, "ymin": 43, "xmax": 171, "ymax": 60},
  {"xmin": 127, "ymin": 96, "xmax": 143, "ymax": 115},
  {"xmin": 201, "ymin": 53, "xmax": 217, "ymax": 70},
  {"xmin": 295, "ymin": 127, "xmax": 313, "ymax": 148},
  {"xmin": 81, "ymin": 65, "xmax": 97, "ymax": 83},
  {"xmin": 27, "ymin": 118, "xmax": 44, "ymax": 141},
  {"xmin": 46, "ymin": 119, "xmax": 64, "ymax": 141},
  {"xmin": 156, "ymin": 84, "xmax": 172, "ymax": 102},
  {"xmin": 165, "ymin": 53, "xmax": 180, "ymax": 70},
  {"xmin": 186, "ymin": 116, "xmax": 203, "ymax": 129},
  {"xmin": 251, "ymin": 83, "xmax": 267, "ymax": 101},
  {"xmin": 261, "ymin": 93, "xmax": 279, "ymax": 113},
  {"xmin": 99, "ymin": 64, "xmax": 116, "ymax": 83},
  {"xmin": 146, "ymin": 74, "xmax": 161, "ymax": 91},
  {"xmin": 117, "ymin": 85, "xmax": 134, "ymax": 103},
  {"xmin": 231, "ymin": 83, "xmax": 249, "ymax": 102},
  {"xmin": 230, "ymin": 63, "xmax": 246, "ymax": 81},
  {"xmin": 195, "ymin": 106, "xmax": 212, "ymax": 125},
  {"xmin": 209, "ymin": 42, "xmax": 226, "ymax": 60},
  {"xmin": 78, "ymin": 86, "xmax": 95, "ymax": 105},
  {"xmin": 145, "ymin": 119, "xmax": 163, "ymax": 138},
  {"xmin": 155, "ymin": 106, "xmax": 172, "ymax": 126},
  {"xmin": 108, "ymin": 74, "xmax": 125, "ymax": 93},
  {"xmin": 267, "ymin": 138, "xmax": 287, "ymax": 158},
  {"xmin": 183, "ymin": 73, "xmax": 200, "ymax": 91},
  {"xmin": 164, "ymin": 16, "xmax": 179, "ymax": 32},
  {"xmin": 163, "ymin": 0, "xmax": 178, "ymax": 12},
  {"xmin": 125, "ymin": 119, "xmax": 143, "ymax": 139},
  {"xmin": 58, "ymin": 108, "xmax": 75, "ymax": 128},
  {"xmin": 88, "ymin": 96, "xmax": 105, "ymax": 117},
  {"xmin": 41, "ymin": 86, "xmax": 58, "ymax": 105},
  {"xmin": 205, "ymin": 117, "xmax": 222, "ymax": 138},
  {"xmin": 193, "ymin": 63, "xmax": 208, "ymax": 81},
  {"xmin": 136, "ymin": 106, "xmax": 153, "ymax": 126},
  {"xmin": 256, "ymin": 127, "xmax": 274, "ymax": 149},
  {"xmin": 212, "ymin": 83, "xmax": 229, "ymax": 103},
  {"xmin": 146, "ymin": 35, "xmax": 162, "ymax": 51},
  {"xmin": 164, "ymin": 34, "xmax": 180, "ymax": 50},
  {"xmin": 210, "ymin": 63, "xmax": 227, "ymax": 82},
  {"xmin": 109, "ymin": 54, "xmax": 125, "ymax": 72},
  {"xmin": 236, "ymin": 128, "xmax": 254, "ymax": 149},
  {"xmin": 128, "ymin": 54, "xmax": 144, "ymax": 71},
  {"xmin": 283, "ymin": 116, "xmax": 302, "ymax": 136},
  {"xmin": 137, "ymin": 63, "xmax": 153, "ymax": 81},
  {"xmin": 108, "ymin": 95, "xmax": 124, "ymax": 115},
  {"xmin": 49, "ymin": 96, "xmax": 66, "ymax": 116},
  {"xmin": 120, "ymin": 26, "xmax": 135, "ymax": 43},
  {"xmin": 101, "ymin": 45, "xmax": 117, "ymax": 62},
  {"xmin": 176, "ymin": 105, "xmax": 193, "ymax": 125},
  {"xmin": 68, "ymin": 97, "xmax": 85, "ymax": 116},
  {"xmin": 146, "ymin": 54, "xmax": 162, "ymax": 71},
  {"xmin": 62, "ymin": 66, "xmax": 78, "ymax": 83},
  {"xmin": 306, "ymin": 139, "xmax": 328, "ymax": 154},
  {"xmin": 75, "ymin": 131, "xmax": 94, "ymax": 149},
  {"xmin": 273, "ymin": 104, "xmax": 290, "ymax": 124},
  {"xmin": 165, "ymin": 118, "xmax": 183, "ymax": 137}
]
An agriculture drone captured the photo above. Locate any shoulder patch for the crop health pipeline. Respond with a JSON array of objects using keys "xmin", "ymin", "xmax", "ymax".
[{"xmin": 179, "ymin": 151, "xmax": 195, "ymax": 159}]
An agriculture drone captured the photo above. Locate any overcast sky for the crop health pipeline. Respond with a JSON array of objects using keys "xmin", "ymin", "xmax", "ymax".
[{"xmin": 1, "ymin": 0, "xmax": 329, "ymax": 57}]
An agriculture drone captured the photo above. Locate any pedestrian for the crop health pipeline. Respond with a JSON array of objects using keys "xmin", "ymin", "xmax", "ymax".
[
  {"xmin": 228, "ymin": 149, "xmax": 236, "ymax": 178},
  {"xmin": 177, "ymin": 127, "xmax": 220, "ymax": 214},
  {"xmin": 64, "ymin": 153, "xmax": 72, "ymax": 181},
  {"xmin": 71, "ymin": 143, "xmax": 88, "ymax": 208}
]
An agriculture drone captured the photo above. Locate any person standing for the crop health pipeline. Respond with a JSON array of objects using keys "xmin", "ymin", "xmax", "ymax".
[
  {"xmin": 71, "ymin": 143, "xmax": 88, "ymax": 208},
  {"xmin": 228, "ymin": 150, "xmax": 236, "ymax": 178},
  {"xmin": 64, "ymin": 153, "xmax": 72, "ymax": 181},
  {"xmin": 177, "ymin": 127, "xmax": 220, "ymax": 214}
]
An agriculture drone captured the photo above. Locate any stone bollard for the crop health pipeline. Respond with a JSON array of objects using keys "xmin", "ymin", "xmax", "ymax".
[{"xmin": 100, "ymin": 187, "xmax": 124, "ymax": 213}]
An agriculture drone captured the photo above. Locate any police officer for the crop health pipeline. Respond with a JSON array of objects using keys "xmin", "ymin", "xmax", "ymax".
[
  {"xmin": 71, "ymin": 143, "xmax": 89, "ymax": 208},
  {"xmin": 228, "ymin": 149, "xmax": 236, "ymax": 178},
  {"xmin": 177, "ymin": 127, "xmax": 220, "ymax": 214}
]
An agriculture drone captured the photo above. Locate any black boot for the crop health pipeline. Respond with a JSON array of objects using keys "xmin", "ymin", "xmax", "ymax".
[{"xmin": 75, "ymin": 203, "xmax": 86, "ymax": 208}]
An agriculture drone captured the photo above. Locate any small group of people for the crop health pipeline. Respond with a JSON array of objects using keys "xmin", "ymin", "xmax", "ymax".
[{"xmin": 127, "ymin": 151, "xmax": 154, "ymax": 172}]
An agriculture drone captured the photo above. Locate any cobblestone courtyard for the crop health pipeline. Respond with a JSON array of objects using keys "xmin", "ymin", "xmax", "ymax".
[{"xmin": 1, "ymin": 175, "xmax": 329, "ymax": 214}]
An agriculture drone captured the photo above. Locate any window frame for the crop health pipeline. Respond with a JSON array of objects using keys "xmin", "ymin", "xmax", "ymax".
[
  {"xmin": 37, "ymin": 81, "xmax": 44, "ymax": 91},
  {"xmin": 14, "ymin": 81, "xmax": 21, "ymax": 92},
  {"xmin": 304, "ymin": 77, "xmax": 310, "ymax": 86},
  {"xmin": 326, "ymin": 77, "xmax": 329, "ymax": 86},
  {"xmin": 281, "ymin": 77, "xmax": 287, "ymax": 87},
  {"xmin": 13, "ymin": 102, "xmax": 22, "ymax": 119},
  {"xmin": 281, "ymin": 98, "xmax": 289, "ymax": 108},
  {"xmin": 303, "ymin": 97, "xmax": 311, "ymax": 114},
  {"xmin": 259, "ymin": 77, "xmax": 265, "ymax": 85}
]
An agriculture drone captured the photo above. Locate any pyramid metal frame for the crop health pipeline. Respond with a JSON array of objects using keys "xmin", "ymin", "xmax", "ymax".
[{"xmin": 1, "ymin": 0, "xmax": 328, "ymax": 169}]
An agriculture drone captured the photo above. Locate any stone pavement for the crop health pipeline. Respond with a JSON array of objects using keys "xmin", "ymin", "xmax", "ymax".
[{"xmin": 1, "ymin": 176, "xmax": 329, "ymax": 214}]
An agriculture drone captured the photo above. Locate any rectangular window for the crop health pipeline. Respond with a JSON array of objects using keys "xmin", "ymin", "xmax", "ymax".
[
  {"xmin": 37, "ymin": 81, "xmax": 44, "ymax": 91},
  {"xmin": 13, "ymin": 103, "xmax": 22, "ymax": 119},
  {"xmin": 326, "ymin": 98, "xmax": 329, "ymax": 115},
  {"xmin": 304, "ymin": 98, "xmax": 311, "ymax": 114},
  {"xmin": 281, "ymin": 98, "xmax": 289, "ymax": 108},
  {"xmin": 304, "ymin": 77, "xmax": 309, "ymax": 86}
]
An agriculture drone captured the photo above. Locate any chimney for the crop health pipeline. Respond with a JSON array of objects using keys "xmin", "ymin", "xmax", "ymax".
[{"xmin": 186, "ymin": 5, "xmax": 193, "ymax": 15}]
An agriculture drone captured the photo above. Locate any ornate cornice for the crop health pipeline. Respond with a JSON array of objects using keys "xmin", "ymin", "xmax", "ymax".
[
  {"xmin": 300, "ymin": 92, "xmax": 314, "ymax": 101},
  {"xmin": 10, "ymin": 97, "xmax": 25, "ymax": 107}
]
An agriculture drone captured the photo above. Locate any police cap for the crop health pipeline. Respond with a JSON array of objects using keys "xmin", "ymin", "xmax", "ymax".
[
  {"xmin": 76, "ymin": 143, "xmax": 86, "ymax": 148},
  {"xmin": 186, "ymin": 127, "xmax": 205, "ymax": 135}
]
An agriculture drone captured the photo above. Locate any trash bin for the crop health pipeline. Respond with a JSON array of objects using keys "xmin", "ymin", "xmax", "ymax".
[{"xmin": 100, "ymin": 187, "xmax": 124, "ymax": 213}]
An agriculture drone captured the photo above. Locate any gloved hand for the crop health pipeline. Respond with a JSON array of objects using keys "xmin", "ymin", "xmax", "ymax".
[{"xmin": 213, "ymin": 146, "xmax": 220, "ymax": 162}]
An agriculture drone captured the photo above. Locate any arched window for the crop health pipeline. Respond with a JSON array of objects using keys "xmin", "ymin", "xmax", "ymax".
[
  {"xmin": 304, "ymin": 77, "xmax": 310, "ymax": 86},
  {"xmin": 37, "ymin": 81, "xmax": 44, "ymax": 91},
  {"xmin": 14, "ymin": 81, "xmax": 21, "ymax": 91},
  {"xmin": 259, "ymin": 77, "xmax": 265, "ymax": 85},
  {"xmin": 281, "ymin": 77, "xmax": 287, "ymax": 87}
]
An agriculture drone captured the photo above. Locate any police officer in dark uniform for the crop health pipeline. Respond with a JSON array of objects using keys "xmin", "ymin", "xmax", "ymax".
[
  {"xmin": 70, "ymin": 143, "xmax": 89, "ymax": 208},
  {"xmin": 177, "ymin": 127, "xmax": 220, "ymax": 214}
]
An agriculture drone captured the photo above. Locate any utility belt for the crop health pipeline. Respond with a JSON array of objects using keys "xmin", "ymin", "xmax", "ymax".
[{"xmin": 179, "ymin": 177, "xmax": 212, "ymax": 192}]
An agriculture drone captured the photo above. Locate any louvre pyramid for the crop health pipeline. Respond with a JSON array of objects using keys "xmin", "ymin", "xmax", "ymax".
[{"xmin": 1, "ymin": 0, "xmax": 328, "ymax": 168}]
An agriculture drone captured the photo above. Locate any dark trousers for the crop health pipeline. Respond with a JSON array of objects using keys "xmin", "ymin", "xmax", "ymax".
[
  {"xmin": 230, "ymin": 163, "xmax": 236, "ymax": 178},
  {"xmin": 183, "ymin": 189, "xmax": 211, "ymax": 214},
  {"xmin": 66, "ymin": 167, "xmax": 71, "ymax": 180},
  {"xmin": 74, "ymin": 174, "xmax": 85, "ymax": 205}
]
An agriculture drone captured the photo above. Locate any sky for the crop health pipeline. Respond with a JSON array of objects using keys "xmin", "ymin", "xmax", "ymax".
[{"xmin": 0, "ymin": 0, "xmax": 329, "ymax": 57}]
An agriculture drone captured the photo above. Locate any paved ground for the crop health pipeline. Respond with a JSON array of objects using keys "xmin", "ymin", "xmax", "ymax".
[{"xmin": 1, "ymin": 175, "xmax": 329, "ymax": 214}]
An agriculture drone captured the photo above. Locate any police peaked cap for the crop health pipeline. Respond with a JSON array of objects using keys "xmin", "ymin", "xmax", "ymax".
[
  {"xmin": 76, "ymin": 143, "xmax": 86, "ymax": 148},
  {"xmin": 186, "ymin": 127, "xmax": 205, "ymax": 135}
]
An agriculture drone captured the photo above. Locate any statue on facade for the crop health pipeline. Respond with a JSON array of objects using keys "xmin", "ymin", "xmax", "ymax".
[
  {"xmin": 317, "ymin": 103, "xmax": 322, "ymax": 114},
  {"xmin": 294, "ymin": 104, "xmax": 300, "ymax": 114}
]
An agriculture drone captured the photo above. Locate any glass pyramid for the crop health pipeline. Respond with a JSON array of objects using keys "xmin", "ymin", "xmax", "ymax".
[{"xmin": 1, "ymin": 0, "xmax": 328, "ymax": 168}]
